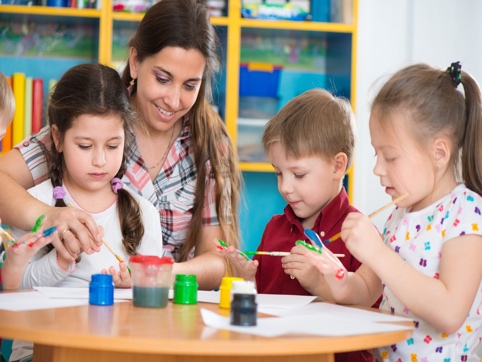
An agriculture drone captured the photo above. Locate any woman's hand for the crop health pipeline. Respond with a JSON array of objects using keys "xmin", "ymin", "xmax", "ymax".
[
  {"xmin": 43, "ymin": 206, "xmax": 103, "ymax": 262},
  {"xmin": 102, "ymin": 262, "xmax": 131, "ymax": 288},
  {"xmin": 213, "ymin": 239, "xmax": 258, "ymax": 281}
]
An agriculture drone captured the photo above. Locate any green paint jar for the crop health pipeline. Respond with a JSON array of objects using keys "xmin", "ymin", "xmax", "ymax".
[{"xmin": 173, "ymin": 274, "xmax": 198, "ymax": 304}]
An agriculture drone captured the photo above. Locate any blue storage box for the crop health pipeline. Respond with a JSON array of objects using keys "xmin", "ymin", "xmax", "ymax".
[{"xmin": 239, "ymin": 63, "xmax": 282, "ymax": 98}]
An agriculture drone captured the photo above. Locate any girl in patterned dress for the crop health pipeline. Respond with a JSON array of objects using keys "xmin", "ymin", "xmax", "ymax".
[{"xmin": 299, "ymin": 62, "xmax": 482, "ymax": 361}]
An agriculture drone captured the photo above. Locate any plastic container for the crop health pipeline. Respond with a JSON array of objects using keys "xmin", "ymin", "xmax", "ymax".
[
  {"xmin": 311, "ymin": 0, "xmax": 331, "ymax": 22},
  {"xmin": 89, "ymin": 274, "xmax": 114, "ymax": 306},
  {"xmin": 173, "ymin": 274, "xmax": 198, "ymax": 304},
  {"xmin": 219, "ymin": 277, "xmax": 244, "ymax": 309},
  {"xmin": 230, "ymin": 281, "xmax": 257, "ymax": 326},
  {"xmin": 231, "ymin": 280, "xmax": 257, "ymax": 295},
  {"xmin": 230, "ymin": 294, "xmax": 257, "ymax": 326},
  {"xmin": 46, "ymin": 0, "xmax": 68, "ymax": 7},
  {"xmin": 130, "ymin": 255, "xmax": 174, "ymax": 308},
  {"xmin": 239, "ymin": 64, "xmax": 282, "ymax": 98}
]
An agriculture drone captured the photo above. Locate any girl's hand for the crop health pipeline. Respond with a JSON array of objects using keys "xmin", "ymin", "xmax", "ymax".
[
  {"xmin": 1, "ymin": 225, "xmax": 56, "ymax": 290},
  {"xmin": 340, "ymin": 213, "xmax": 384, "ymax": 264},
  {"xmin": 102, "ymin": 262, "xmax": 131, "ymax": 288},
  {"xmin": 295, "ymin": 244, "xmax": 347, "ymax": 282},
  {"xmin": 4, "ymin": 234, "xmax": 52, "ymax": 268},
  {"xmin": 43, "ymin": 206, "xmax": 103, "ymax": 263},
  {"xmin": 212, "ymin": 239, "xmax": 258, "ymax": 281}
]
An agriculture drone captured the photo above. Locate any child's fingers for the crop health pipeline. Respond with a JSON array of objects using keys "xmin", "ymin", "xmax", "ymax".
[
  {"xmin": 29, "ymin": 236, "xmax": 52, "ymax": 251},
  {"xmin": 118, "ymin": 262, "xmax": 130, "ymax": 279}
]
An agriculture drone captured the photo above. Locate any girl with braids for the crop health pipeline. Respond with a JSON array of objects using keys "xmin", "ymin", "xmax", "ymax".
[
  {"xmin": 9, "ymin": 63, "xmax": 162, "ymax": 289},
  {"xmin": 0, "ymin": 0, "xmax": 241, "ymax": 290},
  {"xmin": 299, "ymin": 62, "xmax": 482, "ymax": 361},
  {"xmin": 8, "ymin": 63, "xmax": 162, "ymax": 362}
]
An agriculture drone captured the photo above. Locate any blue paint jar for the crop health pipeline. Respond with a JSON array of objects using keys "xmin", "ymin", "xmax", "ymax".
[{"xmin": 89, "ymin": 274, "xmax": 114, "ymax": 306}]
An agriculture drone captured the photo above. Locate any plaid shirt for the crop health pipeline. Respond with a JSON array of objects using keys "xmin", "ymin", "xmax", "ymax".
[{"xmin": 17, "ymin": 116, "xmax": 223, "ymax": 261}]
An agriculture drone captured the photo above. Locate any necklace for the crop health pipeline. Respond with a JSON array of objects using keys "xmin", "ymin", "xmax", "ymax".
[{"xmin": 145, "ymin": 126, "xmax": 176, "ymax": 170}]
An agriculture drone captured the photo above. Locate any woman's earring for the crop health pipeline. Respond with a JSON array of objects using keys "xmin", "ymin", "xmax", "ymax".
[{"xmin": 128, "ymin": 78, "xmax": 136, "ymax": 94}]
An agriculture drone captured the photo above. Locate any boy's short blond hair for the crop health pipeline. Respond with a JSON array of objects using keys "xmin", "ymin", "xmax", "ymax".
[
  {"xmin": 0, "ymin": 72, "xmax": 15, "ymax": 124},
  {"xmin": 262, "ymin": 88, "xmax": 356, "ymax": 171}
]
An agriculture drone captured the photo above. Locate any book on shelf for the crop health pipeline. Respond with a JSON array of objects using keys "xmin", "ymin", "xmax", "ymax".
[
  {"xmin": 32, "ymin": 78, "xmax": 44, "ymax": 134},
  {"xmin": 12, "ymin": 73, "xmax": 25, "ymax": 148},
  {"xmin": 1, "ymin": 77, "xmax": 13, "ymax": 153},
  {"xmin": 1, "ymin": 73, "xmax": 53, "ymax": 154},
  {"xmin": 24, "ymin": 77, "xmax": 33, "ymax": 139}
]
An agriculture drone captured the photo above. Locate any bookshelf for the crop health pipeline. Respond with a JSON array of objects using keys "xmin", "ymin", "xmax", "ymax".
[{"xmin": 0, "ymin": 0, "xmax": 357, "ymax": 250}]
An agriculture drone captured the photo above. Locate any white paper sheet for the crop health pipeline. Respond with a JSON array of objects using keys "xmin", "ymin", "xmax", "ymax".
[
  {"xmin": 33, "ymin": 287, "xmax": 316, "ymax": 311},
  {"xmin": 34, "ymin": 286, "xmax": 133, "ymax": 300},
  {"xmin": 196, "ymin": 290, "xmax": 316, "ymax": 309},
  {"xmin": 200, "ymin": 308, "xmax": 413, "ymax": 338},
  {"xmin": 0, "ymin": 291, "xmax": 88, "ymax": 311},
  {"xmin": 259, "ymin": 301, "xmax": 414, "ymax": 323}
]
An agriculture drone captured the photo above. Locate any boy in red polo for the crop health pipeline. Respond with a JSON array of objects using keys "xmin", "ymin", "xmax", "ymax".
[{"xmin": 218, "ymin": 89, "xmax": 372, "ymax": 362}]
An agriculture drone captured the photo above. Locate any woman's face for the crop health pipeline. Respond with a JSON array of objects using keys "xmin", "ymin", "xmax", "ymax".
[{"xmin": 129, "ymin": 46, "xmax": 206, "ymax": 133}]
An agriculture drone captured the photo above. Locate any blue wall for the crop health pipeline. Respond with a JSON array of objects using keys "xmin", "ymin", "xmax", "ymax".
[{"xmin": 239, "ymin": 171, "xmax": 285, "ymax": 251}]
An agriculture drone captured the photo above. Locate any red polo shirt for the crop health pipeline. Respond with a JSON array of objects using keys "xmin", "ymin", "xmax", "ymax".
[
  {"xmin": 255, "ymin": 187, "xmax": 362, "ymax": 295},
  {"xmin": 254, "ymin": 188, "xmax": 374, "ymax": 362}
]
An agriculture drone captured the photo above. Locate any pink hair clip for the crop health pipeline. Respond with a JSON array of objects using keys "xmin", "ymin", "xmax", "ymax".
[
  {"xmin": 53, "ymin": 186, "xmax": 65, "ymax": 200},
  {"xmin": 111, "ymin": 178, "xmax": 123, "ymax": 194}
]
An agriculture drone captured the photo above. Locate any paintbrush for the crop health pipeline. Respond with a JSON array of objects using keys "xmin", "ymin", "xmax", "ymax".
[
  {"xmin": 0, "ymin": 225, "xmax": 16, "ymax": 245},
  {"xmin": 101, "ymin": 236, "xmax": 131, "ymax": 273},
  {"xmin": 245, "ymin": 250, "xmax": 345, "ymax": 257},
  {"xmin": 217, "ymin": 239, "xmax": 250, "ymax": 261},
  {"xmin": 323, "ymin": 193, "xmax": 409, "ymax": 245},
  {"xmin": 66, "ymin": 202, "xmax": 131, "ymax": 273}
]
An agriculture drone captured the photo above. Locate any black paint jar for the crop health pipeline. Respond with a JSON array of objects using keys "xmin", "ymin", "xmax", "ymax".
[{"xmin": 230, "ymin": 293, "xmax": 257, "ymax": 326}]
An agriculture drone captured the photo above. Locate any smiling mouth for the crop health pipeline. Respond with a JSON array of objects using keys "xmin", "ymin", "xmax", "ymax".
[{"xmin": 156, "ymin": 105, "xmax": 174, "ymax": 116}]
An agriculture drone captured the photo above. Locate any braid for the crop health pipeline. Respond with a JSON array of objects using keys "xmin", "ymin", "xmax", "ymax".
[
  {"xmin": 48, "ymin": 140, "xmax": 67, "ymax": 208},
  {"xmin": 116, "ymin": 187, "xmax": 144, "ymax": 256}
]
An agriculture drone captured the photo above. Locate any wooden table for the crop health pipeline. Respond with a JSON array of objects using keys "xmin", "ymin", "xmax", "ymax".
[{"xmin": 0, "ymin": 300, "xmax": 413, "ymax": 362}]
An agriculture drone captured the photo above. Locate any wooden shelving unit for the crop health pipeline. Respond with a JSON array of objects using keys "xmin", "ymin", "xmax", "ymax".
[{"xmin": 0, "ymin": 0, "xmax": 357, "ymax": 199}]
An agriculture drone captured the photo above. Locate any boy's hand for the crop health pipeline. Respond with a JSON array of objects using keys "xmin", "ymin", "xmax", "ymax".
[
  {"xmin": 102, "ymin": 262, "xmax": 131, "ymax": 288},
  {"xmin": 281, "ymin": 245, "xmax": 326, "ymax": 289},
  {"xmin": 212, "ymin": 239, "xmax": 258, "ymax": 281}
]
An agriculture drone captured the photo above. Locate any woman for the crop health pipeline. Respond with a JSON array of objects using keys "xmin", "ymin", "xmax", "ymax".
[{"xmin": 0, "ymin": 0, "xmax": 241, "ymax": 290}]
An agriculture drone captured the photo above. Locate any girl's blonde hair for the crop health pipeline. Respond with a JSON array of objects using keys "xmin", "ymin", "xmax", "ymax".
[
  {"xmin": 0, "ymin": 72, "xmax": 15, "ymax": 125},
  {"xmin": 263, "ymin": 88, "xmax": 356, "ymax": 170},
  {"xmin": 371, "ymin": 63, "xmax": 482, "ymax": 196}
]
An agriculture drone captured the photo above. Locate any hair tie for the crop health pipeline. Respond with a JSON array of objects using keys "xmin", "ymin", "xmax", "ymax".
[
  {"xmin": 111, "ymin": 178, "xmax": 123, "ymax": 194},
  {"xmin": 446, "ymin": 61, "xmax": 462, "ymax": 87},
  {"xmin": 53, "ymin": 186, "xmax": 65, "ymax": 200}
]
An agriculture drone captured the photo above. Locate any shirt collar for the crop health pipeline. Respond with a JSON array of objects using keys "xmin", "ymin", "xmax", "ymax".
[{"xmin": 284, "ymin": 187, "xmax": 351, "ymax": 236}]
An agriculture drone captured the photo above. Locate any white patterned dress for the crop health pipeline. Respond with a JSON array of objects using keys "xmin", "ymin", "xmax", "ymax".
[{"xmin": 375, "ymin": 184, "xmax": 482, "ymax": 362}]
